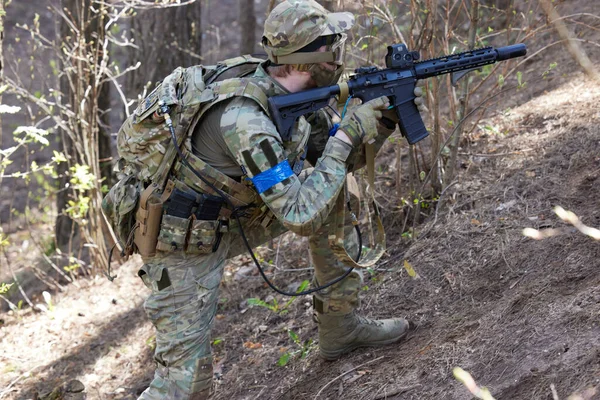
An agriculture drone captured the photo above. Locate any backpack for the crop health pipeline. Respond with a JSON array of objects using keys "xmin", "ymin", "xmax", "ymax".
[{"xmin": 102, "ymin": 55, "xmax": 267, "ymax": 254}]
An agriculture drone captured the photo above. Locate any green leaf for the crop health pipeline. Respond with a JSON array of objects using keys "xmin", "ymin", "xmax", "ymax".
[
  {"xmin": 0, "ymin": 282, "xmax": 14, "ymax": 295},
  {"xmin": 297, "ymin": 280, "xmax": 310, "ymax": 293},
  {"xmin": 277, "ymin": 352, "xmax": 291, "ymax": 367},
  {"xmin": 288, "ymin": 329, "xmax": 299, "ymax": 344},
  {"xmin": 51, "ymin": 150, "xmax": 67, "ymax": 164},
  {"xmin": 247, "ymin": 298, "xmax": 269, "ymax": 308}
]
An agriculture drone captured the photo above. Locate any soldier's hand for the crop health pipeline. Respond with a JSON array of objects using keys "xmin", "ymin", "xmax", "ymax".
[
  {"xmin": 336, "ymin": 96, "xmax": 389, "ymax": 147},
  {"xmin": 381, "ymin": 84, "xmax": 426, "ymax": 127}
]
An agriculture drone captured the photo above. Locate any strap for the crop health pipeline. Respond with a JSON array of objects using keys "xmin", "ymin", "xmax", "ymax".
[
  {"xmin": 338, "ymin": 82, "xmax": 349, "ymax": 106},
  {"xmin": 328, "ymin": 140, "xmax": 386, "ymax": 268},
  {"xmin": 173, "ymin": 149, "xmax": 259, "ymax": 209},
  {"xmin": 272, "ymin": 51, "xmax": 335, "ymax": 65}
]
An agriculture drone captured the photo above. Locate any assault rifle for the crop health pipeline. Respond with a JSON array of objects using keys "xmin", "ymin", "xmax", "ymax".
[{"xmin": 268, "ymin": 43, "xmax": 527, "ymax": 145}]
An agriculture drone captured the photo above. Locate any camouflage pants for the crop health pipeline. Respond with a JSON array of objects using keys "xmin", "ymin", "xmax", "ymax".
[{"xmin": 138, "ymin": 193, "xmax": 362, "ymax": 399}]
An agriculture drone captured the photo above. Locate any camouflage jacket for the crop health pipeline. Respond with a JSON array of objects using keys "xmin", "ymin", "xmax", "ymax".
[{"xmin": 191, "ymin": 63, "xmax": 353, "ymax": 236}]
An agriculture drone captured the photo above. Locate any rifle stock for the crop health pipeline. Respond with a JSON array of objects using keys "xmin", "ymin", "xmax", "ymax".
[{"xmin": 268, "ymin": 43, "xmax": 527, "ymax": 145}]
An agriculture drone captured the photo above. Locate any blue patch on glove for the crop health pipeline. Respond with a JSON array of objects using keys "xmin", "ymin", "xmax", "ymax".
[{"xmin": 249, "ymin": 160, "xmax": 294, "ymax": 194}]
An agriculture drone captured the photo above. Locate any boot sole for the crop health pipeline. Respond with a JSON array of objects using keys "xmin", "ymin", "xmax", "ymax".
[{"xmin": 319, "ymin": 331, "xmax": 409, "ymax": 361}]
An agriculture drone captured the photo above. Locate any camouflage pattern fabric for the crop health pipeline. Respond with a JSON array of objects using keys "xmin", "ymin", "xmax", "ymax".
[
  {"xmin": 137, "ymin": 241, "xmax": 230, "ymax": 400},
  {"xmin": 218, "ymin": 64, "xmax": 353, "ymax": 237},
  {"xmin": 101, "ymin": 174, "xmax": 143, "ymax": 244}
]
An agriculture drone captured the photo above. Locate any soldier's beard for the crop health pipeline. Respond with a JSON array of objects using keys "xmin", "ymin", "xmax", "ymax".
[{"xmin": 307, "ymin": 63, "xmax": 344, "ymax": 88}]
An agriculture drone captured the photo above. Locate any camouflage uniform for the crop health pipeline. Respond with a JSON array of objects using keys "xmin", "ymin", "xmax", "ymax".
[{"xmin": 137, "ymin": 1, "xmax": 409, "ymax": 399}]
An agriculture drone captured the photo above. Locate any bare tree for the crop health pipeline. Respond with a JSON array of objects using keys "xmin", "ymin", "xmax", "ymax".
[
  {"xmin": 240, "ymin": 0, "xmax": 256, "ymax": 55},
  {"xmin": 320, "ymin": 0, "xmax": 334, "ymax": 11}
]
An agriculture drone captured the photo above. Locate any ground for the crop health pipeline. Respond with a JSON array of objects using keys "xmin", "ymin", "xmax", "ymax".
[{"xmin": 1, "ymin": 1, "xmax": 600, "ymax": 400}]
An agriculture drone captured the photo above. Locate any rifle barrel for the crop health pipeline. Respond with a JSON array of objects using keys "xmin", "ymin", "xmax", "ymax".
[{"xmin": 414, "ymin": 43, "xmax": 527, "ymax": 79}]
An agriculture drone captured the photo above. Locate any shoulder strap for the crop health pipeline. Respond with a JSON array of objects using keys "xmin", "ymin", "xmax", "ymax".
[{"xmin": 211, "ymin": 78, "xmax": 270, "ymax": 114}]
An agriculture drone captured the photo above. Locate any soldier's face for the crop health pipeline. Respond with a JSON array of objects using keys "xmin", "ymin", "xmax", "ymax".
[{"xmin": 306, "ymin": 45, "xmax": 343, "ymax": 88}]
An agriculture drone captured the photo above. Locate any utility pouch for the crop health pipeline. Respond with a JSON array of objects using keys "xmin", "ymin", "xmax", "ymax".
[
  {"xmin": 195, "ymin": 194, "xmax": 224, "ymax": 221},
  {"xmin": 134, "ymin": 197, "xmax": 163, "ymax": 257},
  {"xmin": 166, "ymin": 188, "xmax": 197, "ymax": 218},
  {"xmin": 187, "ymin": 219, "xmax": 220, "ymax": 254},
  {"xmin": 134, "ymin": 182, "xmax": 173, "ymax": 258},
  {"xmin": 156, "ymin": 214, "xmax": 191, "ymax": 252},
  {"xmin": 155, "ymin": 185, "xmax": 194, "ymax": 252}
]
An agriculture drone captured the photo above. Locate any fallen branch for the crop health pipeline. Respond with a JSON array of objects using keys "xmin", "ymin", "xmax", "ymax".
[{"xmin": 314, "ymin": 356, "xmax": 386, "ymax": 400}]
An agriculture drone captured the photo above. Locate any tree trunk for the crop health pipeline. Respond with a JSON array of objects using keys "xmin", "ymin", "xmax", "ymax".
[
  {"xmin": 320, "ymin": 0, "xmax": 335, "ymax": 11},
  {"xmin": 239, "ymin": 0, "xmax": 256, "ymax": 55},
  {"xmin": 127, "ymin": 1, "xmax": 203, "ymax": 96}
]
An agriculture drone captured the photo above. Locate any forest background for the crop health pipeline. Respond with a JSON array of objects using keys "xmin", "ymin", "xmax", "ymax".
[{"xmin": 0, "ymin": 0, "xmax": 599, "ymax": 399}]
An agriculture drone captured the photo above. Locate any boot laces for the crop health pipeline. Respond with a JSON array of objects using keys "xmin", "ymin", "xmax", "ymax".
[{"xmin": 354, "ymin": 314, "xmax": 384, "ymax": 327}]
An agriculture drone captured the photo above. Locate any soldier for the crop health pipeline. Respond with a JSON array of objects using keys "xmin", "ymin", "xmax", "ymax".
[{"xmin": 136, "ymin": 0, "xmax": 421, "ymax": 398}]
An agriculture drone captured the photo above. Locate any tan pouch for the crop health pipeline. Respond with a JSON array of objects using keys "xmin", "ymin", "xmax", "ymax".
[
  {"xmin": 134, "ymin": 198, "xmax": 163, "ymax": 257},
  {"xmin": 156, "ymin": 215, "xmax": 191, "ymax": 252},
  {"xmin": 134, "ymin": 181, "xmax": 175, "ymax": 257},
  {"xmin": 187, "ymin": 219, "xmax": 220, "ymax": 255}
]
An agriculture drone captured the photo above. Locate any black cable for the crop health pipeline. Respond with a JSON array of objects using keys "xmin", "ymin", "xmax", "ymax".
[{"xmin": 161, "ymin": 103, "xmax": 354, "ymax": 297}]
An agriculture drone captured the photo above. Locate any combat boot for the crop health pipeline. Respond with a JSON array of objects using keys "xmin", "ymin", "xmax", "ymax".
[{"xmin": 315, "ymin": 310, "xmax": 412, "ymax": 361}]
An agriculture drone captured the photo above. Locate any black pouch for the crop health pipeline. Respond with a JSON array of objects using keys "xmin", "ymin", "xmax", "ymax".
[
  {"xmin": 195, "ymin": 194, "xmax": 224, "ymax": 221},
  {"xmin": 166, "ymin": 188, "xmax": 197, "ymax": 218}
]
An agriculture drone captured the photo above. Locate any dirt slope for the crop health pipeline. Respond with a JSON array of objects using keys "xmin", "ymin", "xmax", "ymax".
[
  {"xmin": 208, "ymin": 74, "xmax": 600, "ymax": 400},
  {"xmin": 1, "ymin": 72, "xmax": 599, "ymax": 399}
]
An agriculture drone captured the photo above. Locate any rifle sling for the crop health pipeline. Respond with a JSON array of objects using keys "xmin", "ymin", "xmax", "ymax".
[{"xmin": 328, "ymin": 140, "xmax": 386, "ymax": 268}]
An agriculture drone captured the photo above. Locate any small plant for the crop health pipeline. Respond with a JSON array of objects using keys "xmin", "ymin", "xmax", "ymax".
[
  {"xmin": 366, "ymin": 267, "xmax": 379, "ymax": 282},
  {"xmin": 542, "ymin": 62, "xmax": 558, "ymax": 79},
  {"xmin": 247, "ymin": 280, "xmax": 310, "ymax": 316},
  {"xmin": 0, "ymin": 282, "xmax": 14, "ymax": 295},
  {"xmin": 277, "ymin": 329, "xmax": 315, "ymax": 367}
]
